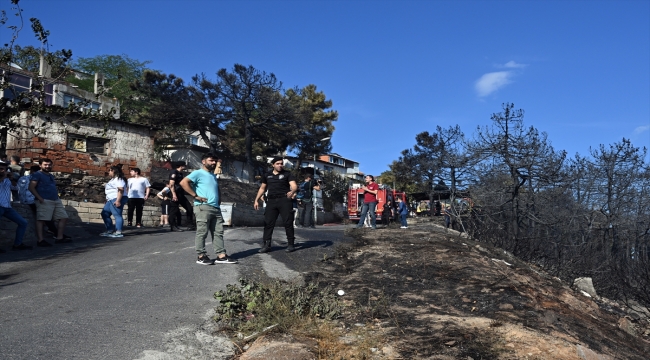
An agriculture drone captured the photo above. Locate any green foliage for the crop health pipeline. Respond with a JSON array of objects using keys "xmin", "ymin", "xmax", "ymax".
[
  {"xmin": 213, "ymin": 278, "xmax": 342, "ymax": 334},
  {"xmin": 378, "ymin": 167, "xmax": 418, "ymax": 194},
  {"xmin": 68, "ymin": 54, "xmax": 153, "ymax": 121},
  {"xmin": 1, "ymin": 1, "xmax": 114, "ymax": 150},
  {"xmin": 218, "ymin": 64, "xmax": 294, "ymax": 168},
  {"xmin": 2, "ymin": 45, "xmax": 72, "ymax": 78},
  {"xmin": 286, "ymin": 84, "xmax": 337, "ymax": 166},
  {"xmin": 320, "ymin": 170, "xmax": 352, "ymax": 211},
  {"xmin": 132, "ymin": 65, "xmax": 339, "ymax": 177}
]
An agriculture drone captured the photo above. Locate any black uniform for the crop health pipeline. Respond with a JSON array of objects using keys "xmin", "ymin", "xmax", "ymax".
[
  {"xmin": 261, "ymin": 170, "xmax": 296, "ymax": 248},
  {"xmin": 168, "ymin": 169, "xmax": 194, "ymax": 230}
]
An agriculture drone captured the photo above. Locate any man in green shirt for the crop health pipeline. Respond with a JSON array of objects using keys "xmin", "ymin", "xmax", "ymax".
[{"xmin": 180, "ymin": 153, "xmax": 237, "ymax": 265}]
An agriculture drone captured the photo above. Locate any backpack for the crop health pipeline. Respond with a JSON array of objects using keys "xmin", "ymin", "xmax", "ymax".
[
  {"xmin": 17, "ymin": 175, "xmax": 34, "ymax": 204},
  {"xmin": 297, "ymin": 181, "xmax": 311, "ymax": 202}
]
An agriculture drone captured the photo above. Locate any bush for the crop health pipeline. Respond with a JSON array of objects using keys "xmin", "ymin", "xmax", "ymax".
[{"xmin": 214, "ymin": 278, "xmax": 343, "ymax": 334}]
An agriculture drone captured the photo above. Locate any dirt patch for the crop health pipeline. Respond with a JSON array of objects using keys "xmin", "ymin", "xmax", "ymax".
[{"xmin": 275, "ymin": 221, "xmax": 650, "ymax": 359}]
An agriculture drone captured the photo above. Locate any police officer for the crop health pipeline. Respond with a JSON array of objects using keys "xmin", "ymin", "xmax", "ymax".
[
  {"xmin": 168, "ymin": 162, "xmax": 195, "ymax": 231},
  {"xmin": 253, "ymin": 157, "xmax": 298, "ymax": 253}
]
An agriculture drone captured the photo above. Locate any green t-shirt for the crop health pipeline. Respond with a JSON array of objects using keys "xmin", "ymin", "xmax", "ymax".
[{"xmin": 186, "ymin": 169, "xmax": 220, "ymax": 208}]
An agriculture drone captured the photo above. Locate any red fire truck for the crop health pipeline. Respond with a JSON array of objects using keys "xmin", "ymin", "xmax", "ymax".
[{"xmin": 347, "ymin": 185, "xmax": 408, "ymax": 221}]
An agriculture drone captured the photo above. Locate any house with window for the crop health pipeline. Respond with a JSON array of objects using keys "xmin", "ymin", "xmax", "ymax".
[
  {"xmin": 160, "ymin": 131, "xmax": 215, "ymax": 169},
  {"xmin": 290, "ymin": 153, "xmax": 364, "ymax": 182},
  {"xmin": 161, "ymin": 131, "xmax": 260, "ymax": 182},
  {"xmin": 1, "ymin": 63, "xmax": 156, "ymax": 176}
]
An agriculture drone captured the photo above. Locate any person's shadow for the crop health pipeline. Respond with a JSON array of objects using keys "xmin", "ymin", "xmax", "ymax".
[{"xmin": 228, "ymin": 240, "xmax": 334, "ymax": 260}]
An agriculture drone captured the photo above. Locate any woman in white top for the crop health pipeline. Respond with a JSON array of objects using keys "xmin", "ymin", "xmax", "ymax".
[{"xmin": 100, "ymin": 165, "xmax": 127, "ymax": 238}]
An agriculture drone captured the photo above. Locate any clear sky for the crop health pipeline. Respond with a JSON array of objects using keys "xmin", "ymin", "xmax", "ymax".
[{"xmin": 8, "ymin": 0, "xmax": 650, "ymax": 176}]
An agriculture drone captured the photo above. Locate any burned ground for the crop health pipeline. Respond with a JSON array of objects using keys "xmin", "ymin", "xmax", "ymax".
[{"xmin": 302, "ymin": 220, "xmax": 650, "ymax": 359}]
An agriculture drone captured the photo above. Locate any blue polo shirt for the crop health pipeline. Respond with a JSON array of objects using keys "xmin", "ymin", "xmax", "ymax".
[
  {"xmin": 30, "ymin": 171, "xmax": 59, "ymax": 201},
  {"xmin": 186, "ymin": 169, "xmax": 220, "ymax": 208}
]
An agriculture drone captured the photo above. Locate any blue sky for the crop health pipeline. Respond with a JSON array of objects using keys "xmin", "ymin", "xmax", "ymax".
[{"xmin": 8, "ymin": 0, "xmax": 650, "ymax": 176}]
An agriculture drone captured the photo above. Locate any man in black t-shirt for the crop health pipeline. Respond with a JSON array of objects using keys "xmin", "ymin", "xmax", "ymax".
[
  {"xmin": 254, "ymin": 157, "xmax": 298, "ymax": 253},
  {"xmin": 168, "ymin": 162, "xmax": 195, "ymax": 231}
]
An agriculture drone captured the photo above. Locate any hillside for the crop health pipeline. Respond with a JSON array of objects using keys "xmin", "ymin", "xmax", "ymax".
[{"xmin": 240, "ymin": 221, "xmax": 650, "ymax": 359}]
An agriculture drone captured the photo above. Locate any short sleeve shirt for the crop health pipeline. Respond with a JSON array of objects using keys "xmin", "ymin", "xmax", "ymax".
[
  {"xmin": 186, "ymin": 169, "xmax": 220, "ymax": 208},
  {"xmin": 262, "ymin": 170, "xmax": 296, "ymax": 198},
  {"xmin": 169, "ymin": 170, "xmax": 184, "ymax": 192},
  {"xmin": 30, "ymin": 171, "xmax": 59, "ymax": 200},
  {"xmin": 127, "ymin": 177, "xmax": 151, "ymax": 198},
  {"xmin": 364, "ymin": 182, "xmax": 379, "ymax": 203},
  {"xmin": 105, "ymin": 178, "xmax": 126, "ymax": 200}
]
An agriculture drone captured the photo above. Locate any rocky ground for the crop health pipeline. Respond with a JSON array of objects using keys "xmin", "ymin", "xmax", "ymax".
[{"xmin": 238, "ymin": 218, "xmax": 650, "ymax": 359}]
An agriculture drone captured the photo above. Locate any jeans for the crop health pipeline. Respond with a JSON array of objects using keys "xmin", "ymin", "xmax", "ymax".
[
  {"xmin": 400, "ymin": 214, "xmax": 408, "ymax": 227},
  {"xmin": 0, "ymin": 206, "xmax": 27, "ymax": 245},
  {"xmin": 299, "ymin": 201, "xmax": 314, "ymax": 227},
  {"xmin": 101, "ymin": 198, "xmax": 125, "ymax": 232},
  {"xmin": 194, "ymin": 204, "xmax": 225, "ymax": 255},
  {"xmin": 357, "ymin": 202, "xmax": 377, "ymax": 229}
]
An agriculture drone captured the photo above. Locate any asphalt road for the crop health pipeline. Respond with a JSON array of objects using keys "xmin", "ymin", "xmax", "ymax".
[{"xmin": 0, "ymin": 222, "xmax": 350, "ymax": 360}]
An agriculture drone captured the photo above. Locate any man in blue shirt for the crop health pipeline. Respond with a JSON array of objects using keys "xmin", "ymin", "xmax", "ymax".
[
  {"xmin": 0, "ymin": 161, "xmax": 30, "ymax": 251},
  {"xmin": 180, "ymin": 153, "xmax": 237, "ymax": 265},
  {"xmin": 28, "ymin": 158, "xmax": 69, "ymax": 246}
]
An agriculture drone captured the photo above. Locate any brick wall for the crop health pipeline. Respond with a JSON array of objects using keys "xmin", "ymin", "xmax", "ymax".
[{"xmin": 6, "ymin": 116, "xmax": 155, "ymax": 176}]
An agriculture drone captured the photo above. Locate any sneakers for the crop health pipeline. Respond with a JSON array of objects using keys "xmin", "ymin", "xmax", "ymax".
[
  {"xmin": 12, "ymin": 243, "xmax": 33, "ymax": 250},
  {"xmin": 52, "ymin": 234, "xmax": 72, "ymax": 240},
  {"xmin": 108, "ymin": 232, "xmax": 124, "ymax": 238},
  {"xmin": 170, "ymin": 227, "xmax": 184, "ymax": 232},
  {"xmin": 99, "ymin": 231, "xmax": 113, "ymax": 237},
  {"xmin": 400, "ymin": 226, "xmax": 408, "ymax": 229},
  {"xmin": 127, "ymin": 222, "xmax": 133, "ymax": 227},
  {"xmin": 285, "ymin": 245, "xmax": 295, "ymax": 253},
  {"xmin": 37, "ymin": 240, "xmax": 53, "ymax": 247},
  {"xmin": 55, "ymin": 237, "xmax": 73, "ymax": 244},
  {"xmin": 214, "ymin": 255, "xmax": 237, "ymax": 264},
  {"xmin": 136, "ymin": 224, "xmax": 142, "ymax": 228},
  {"xmin": 196, "ymin": 255, "xmax": 214, "ymax": 265}
]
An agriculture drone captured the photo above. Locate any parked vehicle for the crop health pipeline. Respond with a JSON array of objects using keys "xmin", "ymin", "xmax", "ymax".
[{"xmin": 346, "ymin": 184, "xmax": 407, "ymax": 221}]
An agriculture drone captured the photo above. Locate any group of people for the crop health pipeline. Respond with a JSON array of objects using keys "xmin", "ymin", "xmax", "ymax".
[
  {"xmin": 1, "ymin": 154, "xmax": 413, "ymax": 265},
  {"xmin": 354, "ymin": 175, "xmax": 409, "ymax": 229},
  {"xmin": 0, "ymin": 158, "xmax": 70, "ymax": 252},
  {"xmin": 100, "ymin": 154, "xmax": 237, "ymax": 265}
]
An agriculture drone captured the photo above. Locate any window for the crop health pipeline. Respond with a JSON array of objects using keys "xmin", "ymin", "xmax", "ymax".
[
  {"xmin": 63, "ymin": 94, "xmax": 100, "ymax": 113},
  {"xmin": 324, "ymin": 165, "xmax": 334, "ymax": 172},
  {"xmin": 67, "ymin": 134, "xmax": 109, "ymax": 154},
  {"xmin": 1, "ymin": 73, "xmax": 54, "ymax": 105},
  {"xmin": 2, "ymin": 73, "xmax": 31, "ymax": 101},
  {"xmin": 328, "ymin": 156, "xmax": 344, "ymax": 166},
  {"xmin": 187, "ymin": 135, "xmax": 199, "ymax": 145}
]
